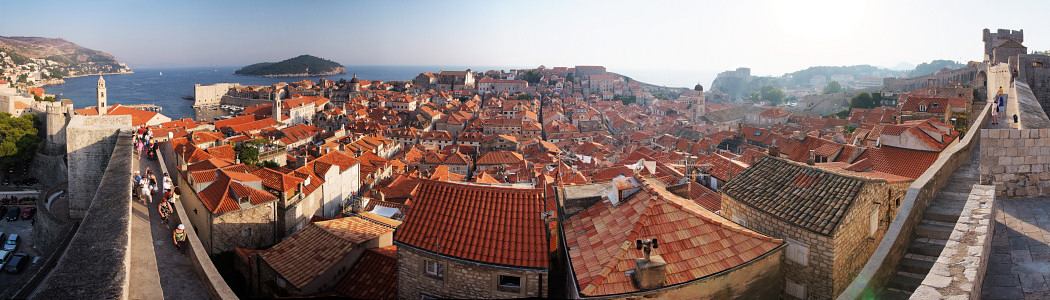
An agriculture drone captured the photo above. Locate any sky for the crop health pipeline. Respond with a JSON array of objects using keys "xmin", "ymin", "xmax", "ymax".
[{"xmin": 2, "ymin": 0, "xmax": 1049, "ymax": 87}]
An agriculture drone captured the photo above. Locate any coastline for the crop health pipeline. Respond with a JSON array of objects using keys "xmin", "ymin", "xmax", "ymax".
[
  {"xmin": 34, "ymin": 71, "xmax": 135, "ymax": 88},
  {"xmin": 232, "ymin": 71, "xmax": 346, "ymax": 78}
]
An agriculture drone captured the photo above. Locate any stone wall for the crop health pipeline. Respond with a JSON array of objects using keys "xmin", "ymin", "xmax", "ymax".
[
  {"xmin": 220, "ymin": 95, "xmax": 273, "ymax": 107},
  {"xmin": 837, "ymin": 101, "xmax": 991, "ymax": 300},
  {"xmin": 831, "ymin": 180, "xmax": 911, "ymax": 296},
  {"xmin": 912, "ymin": 184, "xmax": 995, "ymax": 299},
  {"xmin": 34, "ymin": 131, "xmax": 134, "ymax": 299},
  {"xmin": 65, "ymin": 114, "xmax": 131, "ymax": 219},
  {"xmin": 29, "ymin": 152, "xmax": 67, "ymax": 189},
  {"xmin": 979, "ymin": 128, "xmax": 1050, "ymax": 197},
  {"xmin": 721, "ymin": 194, "xmax": 835, "ymax": 299},
  {"xmin": 194, "ymin": 83, "xmax": 238, "ymax": 107},
  {"xmin": 212, "ymin": 201, "xmax": 277, "ymax": 254},
  {"xmin": 397, "ymin": 245, "xmax": 548, "ymax": 299}
]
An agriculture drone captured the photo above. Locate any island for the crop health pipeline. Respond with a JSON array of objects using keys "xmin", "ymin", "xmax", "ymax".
[{"xmin": 234, "ymin": 54, "xmax": 346, "ymax": 77}]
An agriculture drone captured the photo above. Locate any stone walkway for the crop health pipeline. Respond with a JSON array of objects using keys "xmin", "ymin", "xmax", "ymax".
[
  {"xmin": 982, "ymin": 198, "xmax": 1050, "ymax": 299},
  {"xmin": 129, "ymin": 154, "xmax": 208, "ymax": 300}
]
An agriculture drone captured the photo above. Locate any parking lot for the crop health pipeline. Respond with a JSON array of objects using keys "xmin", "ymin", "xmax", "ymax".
[{"xmin": 0, "ymin": 204, "xmax": 39, "ymax": 289}]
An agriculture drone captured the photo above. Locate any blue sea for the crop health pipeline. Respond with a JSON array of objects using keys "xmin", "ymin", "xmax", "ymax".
[{"xmin": 44, "ymin": 65, "xmax": 711, "ymax": 120}]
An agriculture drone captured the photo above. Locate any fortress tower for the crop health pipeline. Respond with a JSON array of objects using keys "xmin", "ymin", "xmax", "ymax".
[
  {"xmin": 96, "ymin": 76, "xmax": 107, "ymax": 115},
  {"xmin": 983, "ymin": 28, "xmax": 1024, "ymax": 62},
  {"xmin": 43, "ymin": 101, "xmax": 74, "ymax": 155}
]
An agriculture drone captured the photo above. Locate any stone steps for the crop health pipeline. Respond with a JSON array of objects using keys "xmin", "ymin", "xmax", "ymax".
[
  {"xmin": 916, "ymin": 220, "xmax": 956, "ymax": 240},
  {"xmin": 886, "ymin": 271, "xmax": 926, "ymax": 292},
  {"xmin": 909, "ymin": 240, "xmax": 948, "ymax": 256},
  {"xmin": 898, "ymin": 255, "xmax": 937, "ymax": 274},
  {"xmin": 881, "ymin": 288, "xmax": 913, "ymax": 300}
]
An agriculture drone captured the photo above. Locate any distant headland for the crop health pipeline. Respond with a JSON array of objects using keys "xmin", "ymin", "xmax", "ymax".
[{"xmin": 233, "ymin": 55, "xmax": 346, "ymax": 77}]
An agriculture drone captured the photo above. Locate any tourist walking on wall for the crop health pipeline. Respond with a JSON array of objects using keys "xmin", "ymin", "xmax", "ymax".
[
  {"xmin": 173, "ymin": 224, "xmax": 187, "ymax": 254},
  {"xmin": 991, "ymin": 99, "xmax": 1000, "ymax": 125}
]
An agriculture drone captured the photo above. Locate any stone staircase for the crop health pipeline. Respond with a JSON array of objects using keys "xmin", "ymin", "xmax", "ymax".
[{"xmin": 882, "ymin": 141, "xmax": 981, "ymax": 299}]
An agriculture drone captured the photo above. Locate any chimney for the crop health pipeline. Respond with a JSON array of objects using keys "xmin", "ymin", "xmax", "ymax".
[
  {"xmin": 768, "ymin": 146, "xmax": 780, "ymax": 157},
  {"xmin": 631, "ymin": 239, "xmax": 666, "ymax": 290},
  {"xmin": 807, "ymin": 150, "xmax": 816, "ymax": 165},
  {"xmin": 792, "ymin": 131, "xmax": 804, "ymax": 141}
]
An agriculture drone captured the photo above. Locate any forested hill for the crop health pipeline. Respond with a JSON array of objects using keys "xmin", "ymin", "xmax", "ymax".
[{"xmin": 234, "ymin": 55, "xmax": 347, "ymax": 77}]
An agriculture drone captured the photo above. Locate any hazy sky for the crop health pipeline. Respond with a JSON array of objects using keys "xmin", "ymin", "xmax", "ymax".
[{"xmin": 2, "ymin": 0, "xmax": 1048, "ymax": 87}]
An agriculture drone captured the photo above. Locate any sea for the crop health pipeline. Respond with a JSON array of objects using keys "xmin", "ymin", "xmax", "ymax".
[{"xmin": 43, "ymin": 65, "xmax": 713, "ymax": 121}]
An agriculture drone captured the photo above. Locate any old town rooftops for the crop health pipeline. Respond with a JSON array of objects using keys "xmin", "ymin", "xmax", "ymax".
[
  {"xmin": 721, "ymin": 156, "xmax": 869, "ymax": 236},
  {"xmin": 394, "ymin": 180, "xmax": 549, "ymax": 269},
  {"xmin": 564, "ymin": 177, "xmax": 782, "ymax": 297}
]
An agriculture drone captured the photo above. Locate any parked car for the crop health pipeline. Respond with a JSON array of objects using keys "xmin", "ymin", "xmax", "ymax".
[
  {"xmin": 4, "ymin": 234, "xmax": 16, "ymax": 251},
  {"xmin": 21, "ymin": 207, "xmax": 35, "ymax": 220},
  {"xmin": 0, "ymin": 250, "xmax": 10, "ymax": 268},
  {"xmin": 5, "ymin": 253, "xmax": 27, "ymax": 273},
  {"xmin": 6, "ymin": 206, "xmax": 18, "ymax": 221},
  {"xmin": 1, "ymin": 177, "xmax": 8, "ymax": 186}
]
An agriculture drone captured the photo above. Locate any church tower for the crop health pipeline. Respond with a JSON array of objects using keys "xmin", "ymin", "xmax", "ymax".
[
  {"xmin": 96, "ymin": 76, "xmax": 108, "ymax": 115},
  {"xmin": 273, "ymin": 94, "xmax": 282, "ymax": 124},
  {"xmin": 693, "ymin": 83, "xmax": 706, "ymax": 123},
  {"xmin": 349, "ymin": 73, "xmax": 361, "ymax": 92}
]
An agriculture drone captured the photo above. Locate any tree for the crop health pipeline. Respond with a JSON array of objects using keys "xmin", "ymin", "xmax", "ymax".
[
  {"xmin": 234, "ymin": 144, "xmax": 260, "ymax": 165},
  {"xmin": 760, "ymin": 85, "xmax": 786, "ymax": 106},
  {"xmin": 516, "ymin": 93, "xmax": 533, "ymax": 100},
  {"xmin": 258, "ymin": 160, "xmax": 280, "ymax": 168},
  {"xmin": 747, "ymin": 91, "xmax": 761, "ymax": 102},
  {"xmin": 565, "ymin": 73, "xmax": 575, "ymax": 83},
  {"xmin": 523, "ymin": 70, "xmax": 542, "ymax": 84},
  {"xmin": 850, "ymin": 92, "xmax": 875, "ymax": 109},
  {"xmin": 0, "ymin": 113, "xmax": 40, "ymax": 165},
  {"xmin": 823, "ymin": 81, "xmax": 843, "ymax": 94}
]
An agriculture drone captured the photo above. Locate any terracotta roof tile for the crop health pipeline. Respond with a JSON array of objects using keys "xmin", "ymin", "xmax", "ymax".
[
  {"xmin": 259, "ymin": 216, "xmax": 393, "ymax": 289},
  {"xmin": 394, "ymin": 180, "xmax": 548, "ymax": 268},
  {"xmin": 334, "ymin": 246, "xmax": 398, "ymax": 299},
  {"xmin": 565, "ymin": 178, "xmax": 782, "ymax": 297}
]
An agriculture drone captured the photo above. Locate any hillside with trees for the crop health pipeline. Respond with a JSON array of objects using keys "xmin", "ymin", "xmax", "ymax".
[
  {"xmin": 235, "ymin": 55, "xmax": 346, "ymax": 77},
  {"xmin": 0, "ymin": 35, "xmax": 133, "ymax": 78}
]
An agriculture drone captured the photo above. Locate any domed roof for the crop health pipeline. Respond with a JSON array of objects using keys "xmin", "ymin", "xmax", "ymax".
[
  {"xmin": 349, "ymin": 73, "xmax": 359, "ymax": 84},
  {"xmin": 694, "ymin": 84, "xmax": 703, "ymax": 92}
]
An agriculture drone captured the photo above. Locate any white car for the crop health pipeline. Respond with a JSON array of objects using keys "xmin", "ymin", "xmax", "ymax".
[{"xmin": 4, "ymin": 234, "xmax": 17, "ymax": 251}]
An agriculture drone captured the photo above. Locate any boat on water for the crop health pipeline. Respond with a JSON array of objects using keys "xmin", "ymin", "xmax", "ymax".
[
  {"xmin": 159, "ymin": 71, "xmax": 163, "ymax": 76},
  {"xmin": 183, "ymin": 94, "xmax": 195, "ymax": 100}
]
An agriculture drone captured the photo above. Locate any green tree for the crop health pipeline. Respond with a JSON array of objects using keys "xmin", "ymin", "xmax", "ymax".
[
  {"xmin": 0, "ymin": 113, "xmax": 40, "ymax": 165},
  {"xmin": 565, "ymin": 73, "xmax": 575, "ymax": 83},
  {"xmin": 823, "ymin": 81, "xmax": 843, "ymax": 94},
  {"xmin": 747, "ymin": 91, "xmax": 761, "ymax": 102},
  {"xmin": 523, "ymin": 70, "xmax": 542, "ymax": 84},
  {"xmin": 760, "ymin": 85, "xmax": 786, "ymax": 106},
  {"xmin": 516, "ymin": 93, "xmax": 533, "ymax": 100},
  {"xmin": 258, "ymin": 160, "xmax": 280, "ymax": 168},
  {"xmin": 850, "ymin": 92, "xmax": 875, "ymax": 109},
  {"xmin": 235, "ymin": 144, "xmax": 259, "ymax": 165}
]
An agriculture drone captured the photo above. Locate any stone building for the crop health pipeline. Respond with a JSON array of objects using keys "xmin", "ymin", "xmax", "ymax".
[
  {"xmin": 251, "ymin": 167, "xmax": 323, "ymax": 237},
  {"xmin": 240, "ymin": 216, "xmax": 395, "ymax": 297},
  {"xmin": 395, "ymin": 180, "xmax": 550, "ymax": 299},
  {"xmin": 560, "ymin": 177, "xmax": 785, "ymax": 299},
  {"xmin": 435, "ymin": 70, "xmax": 475, "ymax": 91},
  {"xmin": 178, "ymin": 164, "xmax": 279, "ymax": 254},
  {"xmin": 983, "ymin": 28, "xmax": 1023, "ymax": 63},
  {"xmin": 721, "ymin": 156, "xmax": 911, "ymax": 299}
]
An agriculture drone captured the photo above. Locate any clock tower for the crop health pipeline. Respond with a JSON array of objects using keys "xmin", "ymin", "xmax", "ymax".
[{"xmin": 96, "ymin": 76, "xmax": 108, "ymax": 115}]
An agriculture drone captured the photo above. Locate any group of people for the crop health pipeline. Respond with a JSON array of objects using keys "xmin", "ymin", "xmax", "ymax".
[
  {"xmin": 992, "ymin": 86, "xmax": 1007, "ymax": 125},
  {"xmin": 131, "ymin": 162, "xmax": 185, "ymax": 253},
  {"xmin": 134, "ymin": 126, "xmax": 156, "ymax": 160}
]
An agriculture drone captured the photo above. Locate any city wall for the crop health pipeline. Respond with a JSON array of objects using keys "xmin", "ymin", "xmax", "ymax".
[
  {"xmin": 65, "ymin": 114, "xmax": 131, "ymax": 220},
  {"xmin": 838, "ymin": 100, "xmax": 991, "ymax": 299},
  {"xmin": 979, "ymin": 80, "xmax": 1050, "ymax": 197},
  {"xmin": 194, "ymin": 83, "xmax": 238, "ymax": 107},
  {"xmin": 33, "ymin": 131, "xmax": 134, "ymax": 299},
  {"xmin": 220, "ymin": 95, "xmax": 272, "ymax": 107}
]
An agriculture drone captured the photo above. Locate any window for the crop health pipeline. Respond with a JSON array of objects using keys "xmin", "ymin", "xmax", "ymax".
[
  {"xmin": 732, "ymin": 214, "xmax": 747, "ymax": 227},
  {"xmin": 786, "ymin": 239, "xmax": 809, "ymax": 266},
  {"xmin": 786, "ymin": 280, "xmax": 807, "ymax": 299},
  {"xmin": 498, "ymin": 275, "xmax": 522, "ymax": 293},
  {"xmin": 918, "ymin": 104, "xmax": 927, "ymax": 112},
  {"xmin": 870, "ymin": 210, "xmax": 880, "ymax": 236},
  {"xmin": 425, "ymin": 260, "xmax": 444, "ymax": 278}
]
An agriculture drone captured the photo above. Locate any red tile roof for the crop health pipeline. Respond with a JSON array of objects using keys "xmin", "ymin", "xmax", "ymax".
[
  {"xmin": 564, "ymin": 178, "xmax": 782, "ymax": 297},
  {"xmin": 334, "ymin": 246, "xmax": 398, "ymax": 299},
  {"xmin": 395, "ymin": 180, "xmax": 549, "ymax": 268},
  {"xmin": 196, "ymin": 169, "xmax": 276, "ymax": 214},
  {"xmin": 259, "ymin": 216, "xmax": 394, "ymax": 289}
]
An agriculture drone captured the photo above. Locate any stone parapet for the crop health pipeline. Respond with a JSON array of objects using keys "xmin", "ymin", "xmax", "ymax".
[
  {"xmin": 838, "ymin": 101, "xmax": 991, "ymax": 300},
  {"xmin": 979, "ymin": 128, "xmax": 1050, "ymax": 197},
  {"xmin": 911, "ymin": 185, "xmax": 995, "ymax": 299}
]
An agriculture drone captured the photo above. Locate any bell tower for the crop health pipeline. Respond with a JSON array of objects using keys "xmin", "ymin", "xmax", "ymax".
[
  {"xmin": 693, "ymin": 83, "xmax": 706, "ymax": 123},
  {"xmin": 96, "ymin": 76, "xmax": 108, "ymax": 115}
]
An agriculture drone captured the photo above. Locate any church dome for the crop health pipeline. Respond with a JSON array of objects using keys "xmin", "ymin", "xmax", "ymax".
[
  {"xmin": 694, "ymin": 84, "xmax": 703, "ymax": 92},
  {"xmin": 349, "ymin": 73, "xmax": 359, "ymax": 84}
]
